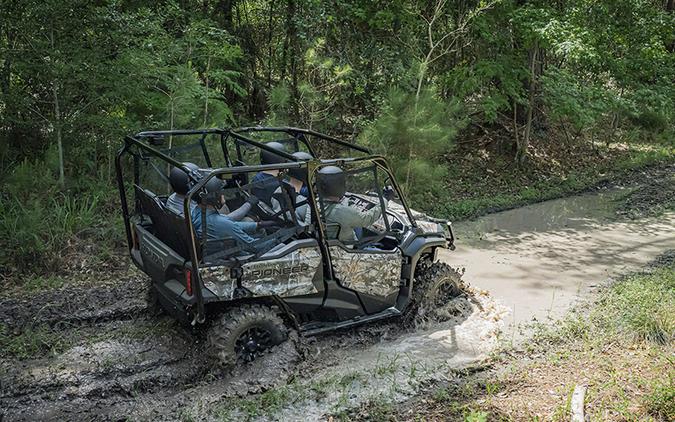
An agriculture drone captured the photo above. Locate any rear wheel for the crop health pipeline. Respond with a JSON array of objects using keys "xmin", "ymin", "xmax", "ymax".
[
  {"xmin": 207, "ymin": 304, "xmax": 288, "ymax": 365},
  {"xmin": 411, "ymin": 259, "xmax": 469, "ymax": 323}
]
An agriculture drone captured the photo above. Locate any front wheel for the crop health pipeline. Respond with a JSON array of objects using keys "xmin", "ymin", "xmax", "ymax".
[
  {"xmin": 411, "ymin": 260, "xmax": 469, "ymax": 323},
  {"xmin": 207, "ymin": 304, "xmax": 288, "ymax": 365}
]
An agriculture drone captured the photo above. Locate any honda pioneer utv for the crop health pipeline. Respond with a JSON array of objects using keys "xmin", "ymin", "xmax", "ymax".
[{"xmin": 116, "ymin": 127, "xmax": 461, "ymax": 364}]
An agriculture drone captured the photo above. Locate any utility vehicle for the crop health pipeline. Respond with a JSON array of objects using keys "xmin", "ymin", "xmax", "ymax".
[{"xmin": 116, "ymin": 127, "xmax": 461, "ymax": 364}]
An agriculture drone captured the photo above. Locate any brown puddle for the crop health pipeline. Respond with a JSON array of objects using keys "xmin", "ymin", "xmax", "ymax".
[{"xmin": 444, "ymin": 188, "xmax": 675, "ymax": 337}]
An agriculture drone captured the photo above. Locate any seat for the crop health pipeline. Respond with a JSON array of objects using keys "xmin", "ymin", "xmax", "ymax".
[{"xmin": 134, "ymin": 185, "xmax": 200, "ymax": 260}]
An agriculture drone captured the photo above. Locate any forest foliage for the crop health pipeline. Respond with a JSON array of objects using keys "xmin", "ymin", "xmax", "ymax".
[{"xmin": 0, "ymin": 0, "xmax": 673, "ymax": 276}]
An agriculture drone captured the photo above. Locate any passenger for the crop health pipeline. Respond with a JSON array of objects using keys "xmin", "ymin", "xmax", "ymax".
[
  {"xmin": 251, "ymin": 141, "xmax": 287, "ymax": 206},
  {"xmin": 167, "ymin": 163, "xmax": 253, "ymax": 222},
  {"xmin": 192, "ymin": 177, "xmax": 277, "ymax": 254},
  {"xmin": 317, "ymin": 166, "xmax": 395, "ymax": 242},
  {"xmin": 166, "ymin": 162, "xmax": 200, "ymax": 216},
  {"xmin": 271, "ymin": 151, "xmax": 313, "ymax": 225}
]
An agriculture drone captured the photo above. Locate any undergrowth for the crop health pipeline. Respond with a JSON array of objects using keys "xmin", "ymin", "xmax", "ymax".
[
  {"xmin": 432, "ymin": 137, "xmax": 674, "ymax": 221},
  {"xmin": 0, "ymin": 158, "xmax": 125, "ymax": 281}
]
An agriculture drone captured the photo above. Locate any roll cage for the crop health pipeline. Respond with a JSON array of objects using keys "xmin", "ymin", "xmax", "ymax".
[{"xmin": 115, "ymin": 127, "xmax": 417, "ymax": 323}]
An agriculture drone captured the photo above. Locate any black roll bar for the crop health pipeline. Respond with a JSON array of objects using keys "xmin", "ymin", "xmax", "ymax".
[{"xmin": 231, "ymin": 126, "xmax": 371, "ymax": 155}]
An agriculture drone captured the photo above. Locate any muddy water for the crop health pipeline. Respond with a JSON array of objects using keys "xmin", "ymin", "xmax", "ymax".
[
  {"xmin": 444, "ymin": 188, "xmax": 675, "ymax": 338},
  {"xmin": 2, "ymin": 184, "xmax": 674, "ymax": 421},
  {"xmin": 253, "ymin": 187, "xmax": 674, "ymax": 420}
]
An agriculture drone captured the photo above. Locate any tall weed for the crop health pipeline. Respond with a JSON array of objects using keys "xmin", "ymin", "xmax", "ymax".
[
  {"xmin": 0, "ymin": 158, "xmax": 124, "ymax": 277},
  {"xmin": 591, "ymin": 267, "xmax": 674, "ymax": 344}
]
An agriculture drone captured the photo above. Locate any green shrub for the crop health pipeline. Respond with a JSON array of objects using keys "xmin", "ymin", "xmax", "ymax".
[
  {"xmin": 360, "ymin": 87, "xmax": 466, "ymax": 206},
  {"xmin": 0, "ymin": 157, "xmax": 124, "ymax": 278}
]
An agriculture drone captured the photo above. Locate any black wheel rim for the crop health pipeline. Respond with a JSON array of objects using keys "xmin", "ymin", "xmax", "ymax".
[
  {"xmin": 234, "ymin": 326, "xmax": 273, "ymax": 362},
  {"xmin": 428, "ymin": 276, "xmax": 458, "ymax": 307}
]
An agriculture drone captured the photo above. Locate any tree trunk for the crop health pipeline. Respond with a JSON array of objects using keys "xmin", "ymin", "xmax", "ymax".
[
  {"xmin": 518, "ymin": 43, "xmax": 538, "ymax": 164},
  {"xmin": 282, "ymin": 0, "xmax": 299, "ymax": 122},
  {"xmin": 53, "ymin": 84, "xmax": 65, "ymax": 186},
  {"xmin": 0, "ymin": 28, "xmax": 11, "ymax": 97},
  {"xmin": 667, "ymin": 0, "xmax": 674, "ymax": 52},
  {"xmin": 203, "ymin": 57, "xmax": 210, "ymax": 127},
  {"xmin": 266, "ymin": 0, "xmax": 276, "ymax": 90},
  {"xmin": 216, "ymin": 0, "xmax": 235, "ymax": 27}
]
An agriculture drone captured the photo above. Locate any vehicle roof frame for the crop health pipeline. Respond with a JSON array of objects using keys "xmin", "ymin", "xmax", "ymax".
[{"xmin": 230, "ymin": 126, "xmax": 371, "ymax": 157}]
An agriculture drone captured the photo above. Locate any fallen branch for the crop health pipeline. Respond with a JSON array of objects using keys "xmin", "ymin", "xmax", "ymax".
[{"xmin": 571, "ymin": 384, "xmax": 587, "ymax": 422}]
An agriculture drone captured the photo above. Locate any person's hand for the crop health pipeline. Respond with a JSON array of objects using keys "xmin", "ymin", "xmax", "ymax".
[
  {"xmin": 246, "ymin": 195, "xmax": 260, "ymax": 206},
  {"xmin": 383, "ymin": 186, "xmax": 396, "ymax": 201},
  {"xmin": 257, "ymin": 220, "xmax": 278, "ymax": 229}
]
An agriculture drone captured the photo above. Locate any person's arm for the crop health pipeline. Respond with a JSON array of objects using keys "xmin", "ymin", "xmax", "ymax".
[
  {"xmin": 353, "ymin": 199, "xmax": 387, "ymax": 227},
  {"xmin": 227, "ymin": 220, "xmax": 278, "ymax": 253},
  {"xmin": 224, "ymin": 203, "xmax": 249, "ymax": 221},
  {"xmin": 270, "ymin": 189, "xmax": 283, "ymax": 214},
  {"xmin": 225, "ymin": 195, "xmax": 259, "ymax": 221}
]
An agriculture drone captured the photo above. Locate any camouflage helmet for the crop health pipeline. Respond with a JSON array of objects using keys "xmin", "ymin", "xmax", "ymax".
[
  {"xmin": 260, "ymin": 142, "xmax": 287, "ymax": 165},
  {"xmin": 317, "ymin": 166, "xmax": 346, "ymax": 198},
  {"xmin": 169, "ymin": 162, "xmax": 199, "ymax": 195},
  {"xmin": 288, "ymin": 151, "xmax": 313, "ymax": 183}
]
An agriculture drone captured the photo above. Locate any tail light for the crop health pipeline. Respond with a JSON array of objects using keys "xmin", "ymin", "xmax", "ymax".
[{"xmin": 185, "ymin": 269, "xmax": 193, "ymax": 296}]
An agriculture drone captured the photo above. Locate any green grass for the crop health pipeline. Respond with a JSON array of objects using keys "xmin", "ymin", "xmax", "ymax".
[
  {"xmin": 0, "ymin": 323, "xmax": 71, "ymax": 359},
  {"xmin": 644, "ymin": 375, "xmax": 675, "ymax": 420},
  {"xmin": 0, "ymin": 317, "xmax": 177, "ymax": 361},
  {"xmin": 215, "ymin": 370, "xmax": 368, "ymax": 421},
  {"xmin": 531, "ymin": 266, "xmax": 674, "ymax": 348},
  {"xmin": 19, "ymin": 275, "xmax": 70, "ymax": 292},
  {"xmin": 592, "ymin": 267, "xmax": 674, "ymax": 343}
]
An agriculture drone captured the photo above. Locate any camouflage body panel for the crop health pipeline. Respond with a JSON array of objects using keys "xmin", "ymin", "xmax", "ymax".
[
  {"xmin": 329, "ymin": 246, "xmax": 402, "ymax": 297},
  {"xmin": 384, "ymin": 200, "xmax": 426, "ymax": 225},
  {"xmin": 348, "ymin": 194, "xmax": 444, "ymax": 235},
  {"xmin": 415, "ymin": 220, "xmax": 444, "ymax": 234},
  {"xmin": 200, "ymin": 247, "xmax": 323, "ymax": 299}
]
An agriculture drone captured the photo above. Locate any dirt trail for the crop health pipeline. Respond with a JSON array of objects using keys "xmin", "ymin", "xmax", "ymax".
[{"xmin": 1, "ymin": 168, "xmax": 673, "ymax": 421}]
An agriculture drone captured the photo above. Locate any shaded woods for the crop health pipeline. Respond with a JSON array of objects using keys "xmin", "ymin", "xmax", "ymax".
[{"xmin": 1, "ymin": 0, "xmax": 673, "ymax": 279}]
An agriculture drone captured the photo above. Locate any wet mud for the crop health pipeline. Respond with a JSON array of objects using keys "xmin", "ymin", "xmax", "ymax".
[
  {"xmin": 2, "ymin": 166, "xmax": 674, "ymax": 421},
  {"xmin": 446, "ymin": 165, "xmax": 675, "ymax": 338},
  {"xmin": 0, "ymin": 279, "xmax": 500, "ymax": 422},
  {"xmin": 0, "ymin": 282, "xmax": 148, "ymax": 332}
]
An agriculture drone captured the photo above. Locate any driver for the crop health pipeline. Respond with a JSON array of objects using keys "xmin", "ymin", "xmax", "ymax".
[
  {"xmin": 317, "ymin": 166, "xmax": 395, "ymax": 242},
  {"xmin": 192, "ymin": 177, "xmax": 277, "ymax": 253}
]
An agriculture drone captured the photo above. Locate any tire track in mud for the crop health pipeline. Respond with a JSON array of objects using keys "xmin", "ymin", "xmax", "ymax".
[
  {"xmin": 0, "ymin": 278, "xmax": 477, "ymax": 421},
  {"xmin": 0, "ymin": 281, "xmax": 150, "ymax": 332},
  {"xmin": 0, "ymin": 279, "xmax": 207, "ymax": 420}
]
